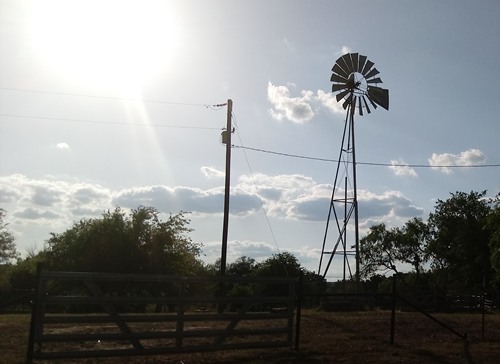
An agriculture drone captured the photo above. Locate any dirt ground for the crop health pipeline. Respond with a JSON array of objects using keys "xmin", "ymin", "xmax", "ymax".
[{"xmin": 1, "ymin": 310, "xmax": 499, "ymax": 364}]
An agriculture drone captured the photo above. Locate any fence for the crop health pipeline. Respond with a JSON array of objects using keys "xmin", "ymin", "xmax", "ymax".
[
  {"xmin": 27, "ymin": 266, "xmax": 299, "ymax": 362},
  {"xmin": 299, "ymin": 274, "xmax": 471, "ymax": 346}
]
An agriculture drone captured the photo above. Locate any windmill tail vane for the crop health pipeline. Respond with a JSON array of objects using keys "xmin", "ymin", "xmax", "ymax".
[{"xmin": 331, "ymin": 53, "xmax": 389, "ymax": 115}]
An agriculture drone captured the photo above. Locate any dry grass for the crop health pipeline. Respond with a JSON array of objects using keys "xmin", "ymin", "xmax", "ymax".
[{"xmin": 1, "ymin": 310, "xmax": 499, "ymax": 364}]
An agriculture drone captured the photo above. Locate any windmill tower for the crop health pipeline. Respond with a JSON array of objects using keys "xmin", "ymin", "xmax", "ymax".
[{"xmin": 318, "ymin": 53, "xmax": 389, "ymax": 282}]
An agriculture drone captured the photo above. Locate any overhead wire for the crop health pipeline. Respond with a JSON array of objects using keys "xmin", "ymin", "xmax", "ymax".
[
  {"xmin": 2, "ymin": 87, "xmax": 497, "ymax": 169},
  {"xmin": 231, "ymin": 111, "xmax": 286, "ymax": 274},
  {"xmin": 0, "ymin": 113, "xmax": 220, "ymax": 130},
  {"xmin": 231, "ymin": 145, "xmax": 500, "ymax": 169},
  {"xmin": 0, "ymin": 87, "xmax": 214, "ymax": 108}
]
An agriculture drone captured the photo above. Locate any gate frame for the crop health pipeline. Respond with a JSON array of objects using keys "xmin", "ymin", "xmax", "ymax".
[{"xmin": 27, "ymin": 265, "xmax": 300, "ymax": 362}]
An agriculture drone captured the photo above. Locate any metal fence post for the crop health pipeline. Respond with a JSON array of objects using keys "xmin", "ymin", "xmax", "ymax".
[
  {"xmin": 294, "ymin": 274, "xmax": 302, "ymax": 351},
  {"xmin": 390, "ymin": 274, "xmax": 397, "ymax": 345}
]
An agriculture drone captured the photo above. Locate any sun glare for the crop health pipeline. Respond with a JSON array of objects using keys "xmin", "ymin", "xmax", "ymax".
[{"xmin": 29, "ymin": 0, "xmax": 180, "ymax": 94}]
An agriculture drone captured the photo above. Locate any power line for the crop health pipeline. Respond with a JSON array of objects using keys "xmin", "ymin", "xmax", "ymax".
[
  {"xmin": 0, "ymin": 87, "xmax": 216, "ymax": 108},
  {"xmin": 232, "ymin": 145, "xmax": 500, "ymax": 169},
  {"xmin": 231, "ymin": 112, "xmax": 284, "ymax": 263},
  {"xmin": 0, "ymin": 113, "xmax": 220, "ymax": 130}
]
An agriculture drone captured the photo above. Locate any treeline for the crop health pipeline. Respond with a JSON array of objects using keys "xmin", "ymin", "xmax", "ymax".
[
  {"xmin": 358, "ymin": 191, "xmax": 500, "ymax": 304},
  {"xmin": 0, "ymin": 207, "xmax": 323, "ymax": 297}
]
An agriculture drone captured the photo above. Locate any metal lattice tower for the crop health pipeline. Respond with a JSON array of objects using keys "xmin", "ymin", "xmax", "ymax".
[{"xmin": 318, "ymin": 53, "xmax": 389, "ymax": 282}]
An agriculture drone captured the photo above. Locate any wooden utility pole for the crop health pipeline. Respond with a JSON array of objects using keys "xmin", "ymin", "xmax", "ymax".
[{"xmin": 220, "ymin": 99, "xmax": 232, "ymax": 276}]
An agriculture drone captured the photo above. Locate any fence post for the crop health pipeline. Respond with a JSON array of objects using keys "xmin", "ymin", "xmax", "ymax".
[
  {"xmin": 26, "ymin": 262, "xmax": 44, "ymax": 363},
  {"xmin": 390, "ymin": 273, "xmax": 397, "ymax": 345},
  {"xmin": 294, "ymin": 274, "xmax": 302, "ymax": 351}
]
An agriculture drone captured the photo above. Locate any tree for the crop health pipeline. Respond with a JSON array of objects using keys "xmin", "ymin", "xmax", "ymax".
[
  {"xmin": 44, "ymin": 206, "xmax": 203, "ymax": 275},
  {"xmin": 394, "ymin": 218, "xmax": 430, "ymax": 279},
  {"xmin": 486, "ymin": 193, "xmax": 500, "ymax": 284},
  {"xmin": 226, "ymin": 256, "xmax": 257, "ymax": 277},
  {"xmin": 360, "ymin": 219, "xmax": 429, "ymax": 284},
  {"xmin": 427, "ymin": 191, "xmax": 492, "ymax": 294},
  {"xmin": 0, "ymin": 209, "xmax": 18, "ymax": 265},
  {"xmin": 254, "ymin": 252, "xmax": 304, "ymax": 278},
  {"xmin": 360, "ymin": 223, "xmax": 399, "ymax": 277}
]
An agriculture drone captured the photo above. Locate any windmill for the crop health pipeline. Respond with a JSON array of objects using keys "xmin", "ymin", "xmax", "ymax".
[{"xmin": 318, "ymin": 53, "xmax": 389, "ymax": 282}]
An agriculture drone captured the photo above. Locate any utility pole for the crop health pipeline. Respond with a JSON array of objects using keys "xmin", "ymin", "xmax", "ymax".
[{"xmin": 220, "ymin": 99, "xmax": 233, "ymax": 276}]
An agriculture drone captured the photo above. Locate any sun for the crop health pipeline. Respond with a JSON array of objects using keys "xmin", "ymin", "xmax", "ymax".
[{"xmin": 28, "ymin": 0, "xmax": 181, "ymax": 95}]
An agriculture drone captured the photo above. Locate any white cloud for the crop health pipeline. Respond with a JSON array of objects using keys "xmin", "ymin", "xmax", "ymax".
[
  {"xmin": 316, "ymin": 90, "xmax": 344, "ymax": 114},
  {"xmin": 112, "ymin": 185, "xmax": 262, "ymax": 216},
  {"xmin": 14, "ymin": 207, "xmax": 60, "ymax": 220},
  {"xmin": 1, "ymin": 173, "xmax": 425, "ymax": 261},
  {"xmin": 202, "ymin": 239, "xmax": 320, "ymax": 272},
  {"xmin": 267, "ymin": 82, "xmax": 315, "ymax": 123},
  {"xmin": 203, "ymin": 240, "xmax": 276, "ymax": 264},
  {"xmin": 55, "ymin": 142, "xmax": 70, "ymax": 150},
  {"xmin": 389, "ymin": 160, "xmax": 418, "ymax": 177},
  {"xmin": 201, "ymin": 166, "xmax": 224, "ymax": 179},
  {"xmin": 340, "ymin": 46, "xmax": 352, "ymax": 55},
  {"xmin": 267, "ymin": 82, "xmax": 345, "ymax": 123},
  {"xmin": 428, "ymin": 149, "xmax": 486, "ymax": 174}
]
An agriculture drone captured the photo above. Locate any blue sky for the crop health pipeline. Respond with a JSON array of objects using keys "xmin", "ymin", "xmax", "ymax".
[{"xmin": 1, "ymin": 0, "xmax": 499, "ymax": 279}]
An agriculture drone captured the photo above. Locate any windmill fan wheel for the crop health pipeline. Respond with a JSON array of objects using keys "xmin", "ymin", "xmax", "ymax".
[{"xmin": 331, "ymin": 53, "xmax": 389, "ymax": 115}]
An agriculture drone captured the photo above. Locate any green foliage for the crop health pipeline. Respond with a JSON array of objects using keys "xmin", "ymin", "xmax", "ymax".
[
  {"xmin": 226, "ymin": 256, "xmax": 257, "ymax": 277},
  {"xmin": 254, "ymin": 252, "xmax": 303, "ymax": 278},
  {"xmin": 7, "ymin": 253, "xmax": 47, "ymax": 290},
  {"xmin": 43, "ymin": 206, "xmax": 203, "ymax": 275},
  {"xmin": 486, "ymin": 193, "xmax": 500, "ymax": 283},
  {"xmin": 394, "ymin": 218, "xmax": 430, "ymax": 276},
  {"xmin": 360, "ymin": 219, "xmax": 430, "ymax": 279},
  {"xmin": 360, "ymin": 191, "xmax": 499, "ymax": 298},
  {"xmin": 360, "ymin": 223, "xmax": 399, "ymax": 277},
  {"xmin": 0, "ymin": 209, "xmax": 18, "ymax": 265},
  {"xmin": 427, "ymin": 191, "xmax": 492, "ymax": 294}
]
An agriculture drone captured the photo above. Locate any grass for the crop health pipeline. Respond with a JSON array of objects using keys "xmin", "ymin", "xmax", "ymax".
[{"xmin": 1, "ymin": 310, "xmax": 499, "ymax": 364}]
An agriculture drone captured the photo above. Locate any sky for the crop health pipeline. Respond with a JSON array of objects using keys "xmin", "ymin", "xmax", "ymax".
[{"xmin": 1, "ymin": 0, "xmax": 499, "ymax": 280}]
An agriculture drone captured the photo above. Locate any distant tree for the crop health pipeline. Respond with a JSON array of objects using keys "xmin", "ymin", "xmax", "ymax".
[
  {"xmin": 394, "ymin": 218, "xmax": 430, "ymax": 279},
  {"xmin": 226, "ymin": 256, "xmax": 257, "ymax": 277},
  {"xmin": 427, "ymin": 191, "xmax": 492, "ymax": 294},
  {"xmin": 254, "ymin": 252, "xmax": 304, "ymax": 278},
  {"xmin": 44, "ymin": 206, "xmax": 203, "ymax": 275},
  {"xmin": 0, "ymin": 209, "xmax": 18, "ymax": 265},
  {"xmin": 360, "ymin": 219, "xmax": 430, "ymax": 290},
  {"xmin": 360, "ymin": 223, "xmax": 399, "ymax": 277}
]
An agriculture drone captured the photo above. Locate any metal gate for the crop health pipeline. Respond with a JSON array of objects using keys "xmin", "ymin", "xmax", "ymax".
[{"xmin": 27, "ymin": 266, "xmax": 298, "ymax": 361}]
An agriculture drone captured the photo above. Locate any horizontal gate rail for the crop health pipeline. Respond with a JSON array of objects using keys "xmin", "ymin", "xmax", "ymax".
[{"xmin": 27, "ymin": 265, "xmax": 298, "ymax": 362}]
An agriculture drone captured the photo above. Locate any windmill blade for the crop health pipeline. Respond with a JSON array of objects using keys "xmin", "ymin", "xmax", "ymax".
[
  {"xmin": 358, "ymin": 96, "xmax": 363, "ymax": 116},
  {"xmin": 332, "ymin": 83, "xmax": 347, "ymax": 92},
  {"xmin": 364, "ymin": 67, "xmax": 380, "ymax": 79},
  {"xmin": 352, "ymin": 94, "xmax": 357, "ymax": 112},
  {"xmin": 342, "ymin": 94, "xmax": 352, "ymax": 109},
  {"xmin": 358, "ymin": 54, "xmax": 367, "ymax": 73},
  {"xmin": 331, "ymin": 73, "xmax": 348, "ymax": 84},
  {"xmin": 361, "ymin": 60, "xmax": 374, "ymax": 76},
  {"xmin": 341, "ymin": 54, "xmax": 355, "ymax": 73},
  {"xmin": 361, "ymin": 96, "xmax": 371, "ymax": 114},
  {"xmin": 332, "ymin": 63, "xmax": 349, "ymax": 79},
  {"xmin": 368, "ymin": 86, "xmax": 389, "ymax": 110},
  {"xmin": 346, "ymin": 73, "xmax": 356, "ymax": 90},
  {"xmin": 366, "ymin": 77, "xmax": 383, "ymax": 84},
  {"xmin": 336, "ymin": 56, "xmax": 351, "ymax": 75},
  {"xmin": 350, "ymin": 53, "xmax": 359, "ymax": 74},
  {"xmin": 336, "ymin": 88, "xmax": 351, "ymax": 102},
  {"xmin": 366, "ymin": 95, "xmax": 377, "ymax": 110}
]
